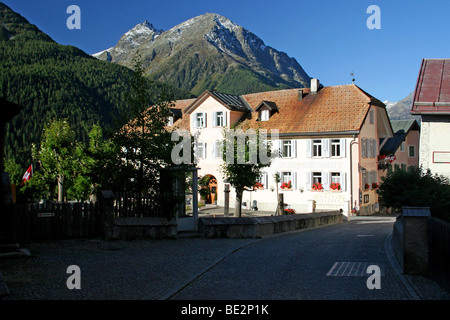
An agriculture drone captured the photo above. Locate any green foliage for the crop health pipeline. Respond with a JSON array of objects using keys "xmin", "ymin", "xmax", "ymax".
[
  {"xmin": 4, "ymin": 157, "xmax": 22, "ymax": 185},
  {"xmin": 220, "ymin": 128, "xmax": 273, "ymax": 216},
  {"xmin": 378, "ymin": 166, "xmax": 450, "ymax": 222},
  {"xmin": 112, "ymin": 55, "xmax": 178, "ymax": 193}
]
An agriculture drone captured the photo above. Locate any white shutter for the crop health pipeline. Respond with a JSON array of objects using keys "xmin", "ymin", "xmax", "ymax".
[
  {"xmin": 340, "ymin": 139, "xmax": 346, "ymax": 158},
  {"xmin": 223, "ymin": 111, "xmax": 228, "ymax": 127},
  {"xmin": 202, "ymin": 112, "xmax": 207, "ymax": 127},
  {"xmin": 292, "ymin": 172, "xmax": 297, "ymax": 190},
  {"xmin": 278, "ymin": 140, "xmax": 283, "ymax": 157},
  {"xmin": 202, "ymin": 143, "xmax": 207, "ymax": 159},
  {"xmin": 291, "ymin": 140, "xmax": 297, "ymax": 158},
  {"xmin": 322, "ymin": 172, "xmax": 330, "ymax": 190},
  {"xmin": 306, "ymin": 172, "xmax": 312, "ymax": 190},
  {"xmin": 212, "ymin": 112, "xmax": 217, "ymax": 127},
  {"xmin": 323, "ymin": 139, "xmax": 330, "ymax": 158},
  {"xmin": 307, "ymin": 140, "xmax": 312, "ymax": 158},
  {"xmin": 340, "ymin": 172, "xmax": 346, "ymax": 191},
  {"xmin": 192, "ymin": 114, "xmax": 197, "ymax": 128},
  {"xmin": 264, "ymin": 172, "xmax": 269, "ymax": 189}
]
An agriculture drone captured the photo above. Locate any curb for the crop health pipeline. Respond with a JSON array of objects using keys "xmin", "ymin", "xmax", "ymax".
[{"xmin": 384, "ymin": 233, "xmax": 420, "ymax": 300}]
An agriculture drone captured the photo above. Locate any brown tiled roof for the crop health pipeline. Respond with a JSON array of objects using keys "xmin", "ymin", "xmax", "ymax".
[
  {"xmin": 170, "ymin": 98, "xmax": 196, "ymax": 131},
  {"xmin": 411, "ymin": 58, "xmax": 450, "ymax": 114},
  {"xmin": 238, "ymin": 84, "xmax": 378, "ymax": 134},
  {"xmin": 168, "ymin": 84, "xmax": 385, "ymax": 135}
]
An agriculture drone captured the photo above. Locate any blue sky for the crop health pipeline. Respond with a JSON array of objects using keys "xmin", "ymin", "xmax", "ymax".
[{"xmin": 3, "ymin": 0, "xmax": 450, "ymax": 102}]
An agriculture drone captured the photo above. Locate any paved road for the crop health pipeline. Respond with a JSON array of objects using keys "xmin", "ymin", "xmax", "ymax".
[
  {"xmin": 169, "ymin": 216, "xmax": 449, "ymax": 300},
  {"xmin": 0, "ymin": 215, "xmax": 448, "ymax": 301}
]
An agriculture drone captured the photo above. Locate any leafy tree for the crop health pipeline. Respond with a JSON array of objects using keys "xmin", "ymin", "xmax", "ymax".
[
  {"xmin": 112, "ymin": 54, "xmax": 176, "ymax": 193},
  {"xmin": 32, "ymin": 119, "xmax": 78, "ymax": 202},
  {"xmin": 378, "ymin": 166, "xmax": 450, "ymax": 222},
  {"xmin": 220, "ymin": 128, "xmax": 273, "ymax": 217}
]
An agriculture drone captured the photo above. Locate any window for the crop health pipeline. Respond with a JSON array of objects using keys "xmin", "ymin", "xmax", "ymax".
[
  {"xmin": 331, "ymin": 172, "xmax": 341, "ymax": 184},
  {"xmin": 214, "ymin": 111, "xmax": 226, "ymax": 127},
  {"xmin": 312, "ymin": 172, "xmax": 322, "ymax": 184},
  {"xmin": 194, "ymin": 112, "xmax": 206, "ymax": 128},
  {"xmin": 408, "ymin": 145, "xmax": 415, "ymax": 157},
  {"xmin": 362, "ymin": 138, "xmax": 376, "ymax": 158},
  {"xmin": 167, "ymin": 116, "xmax": 174, "ymax": 126},
  {"xmin": 282, "ymin": 140, "xmax": 292, "ymax": 158},
  {"xmin": 369, "ymin": 110, "xmax": 375, "ymax": 124},
  {"xmin": 212, "ymin": 141, "xmax": 223, "ymax": 159},
  {"xmin": 260, "ymin": 109, "xmax": 270, "ymax": 121},
  {"xmin": 194, "ymin": 142, "xmax": 206, "ymax": 160},
  {"xmin": 401, "ymin": 163, "xmax": 407, "ymax": 171},
  {"xmin": 313, "ymin": 140, "xmax": 322, "ymax": 157},
  {"xmin": 400, "ymin": 141, "xmax": 405, "ymax": 152},
  {"xmin": 331, "ymin": 139, "xmax": 341, "ymax": 157},
  {"xmin": 279, "ymin": 171, "xmax": 297, "ymax": 190},
  {"xmin": 257, "ymin": 172, "xmax": 269, "ymax": 189}
]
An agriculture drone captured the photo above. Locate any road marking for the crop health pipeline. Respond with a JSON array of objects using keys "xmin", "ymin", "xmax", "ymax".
[{"xmin": 327, "ymin": 262, "xmax": 385, "ymax": 277}]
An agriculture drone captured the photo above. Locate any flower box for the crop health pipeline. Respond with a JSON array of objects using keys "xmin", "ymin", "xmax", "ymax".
[
  {"xmin": 371, "ymin": 183, "xmax": 379, "ymax": 190},
  {"xmin": 330, "ymin": 182, "xmax": 341, "ymax": 191},
  {"xmin": 312, "ymin": 182, "xmax": 323, "ymax": 191},
  {"xmin": 254, "ymin": 182, "xmax": 264, "ymax": 190},
  {"xmin": 280, "ymin": 180, "xmax": 292, "ymax": 190}
]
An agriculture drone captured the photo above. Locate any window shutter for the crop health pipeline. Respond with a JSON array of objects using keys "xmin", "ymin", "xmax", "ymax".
[
  {"xmin": 340, "ymin": 172, "xmax": 346, "ymax": 191},
  {"xmin": 291, "ymin": 140, "xmax": 297, "ymax": 158},
  {"xmin": 192, "ymin": 114, "xmax": 197, "ymax": 128},
  {"xmin": 278, "ymin": 140, "xmax": 283, "ymax": 157},
  {"xmin": 362, "ymin": 138, "xmax": 367, "ymax": 157},
  {"xmin": 306, "ymin": 172, "xmax": 312, "ymax": 190},
  {"xmin": 307, "ymin": 140, "xmax": 312, "ymax": 158},
  {"xmin": 323, "ymin": 139, "xmax": 330, "ymax": 158},
  {"xmin": 340, "ymin": 139, "xmax": 346, "ymax": 158},
  {"xmin": 292, "ymin": 172, "xmax": 297, "ymax": 190},
  {"xmin": 264, "ymin": 172, "xmax": 269, "ymax": 189},
  {"xmin": 223, "ymin": 111, "xmax": 228, "ymax": 127},
  {"xmin": 202, "ymin": 112, "xmax": 207, "ymax": 127},
  {"xmin": 322, "ymin": 172, "xmax": 330, "ymax": 190},
  {"xmin": 212, "ymin": 112, "xmax": 217, "ymax": 127}
]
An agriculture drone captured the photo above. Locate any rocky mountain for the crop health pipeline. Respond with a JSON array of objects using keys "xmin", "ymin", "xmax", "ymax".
[
  {"xmin": 94, "ymin": 13, "xmax": 311, "ymax": 95},
  {"xmin": 384, "ymin": 92, "xmax": 420, "ymax": 121},
  {"xmin": 0, "ymin": 2, "xmax": 191, "ymax": 169}
]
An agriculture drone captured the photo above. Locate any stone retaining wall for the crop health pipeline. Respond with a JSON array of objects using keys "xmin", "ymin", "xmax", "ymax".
[{"xmin": 199, "ymin": 212, "xmax": 343, "ymax": 238}]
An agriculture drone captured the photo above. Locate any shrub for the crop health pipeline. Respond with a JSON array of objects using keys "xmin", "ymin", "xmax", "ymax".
[{"xmin": 378, "ymin": 166, "xmax": 450, "ymax": 222}]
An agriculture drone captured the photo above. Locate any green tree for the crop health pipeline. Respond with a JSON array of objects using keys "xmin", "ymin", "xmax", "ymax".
[
  {"xmin": 32, "ymin": 119, "xmax": 78, "ymax": 202},
  {"xmin": 113, "ymin": 54, "xmax": 175, "ymax": 193},
  {"xmin": 220, "ymin": 128, "xmax": 273, "ymax": 217},
  {"xmin": 378, "ymin": 166, "xmax": 450, "ymax": 222}
]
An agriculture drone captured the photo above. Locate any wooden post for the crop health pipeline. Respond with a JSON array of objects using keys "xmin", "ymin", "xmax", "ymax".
[
  {"xmin": 192, "ymin": 168, "xmax": 199, "ymax": 231},
  {"xmin": 224, "ymin": 184, "xmax": 230, "ymax": 217},
  {"xmin": 277, "ymin": 193, "xmax": 284, "ymax": 216}
]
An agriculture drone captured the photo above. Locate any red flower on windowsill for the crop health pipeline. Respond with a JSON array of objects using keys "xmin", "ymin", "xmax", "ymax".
[
  {"xmin": 372, "ymin": 183, "xmax": 379, "ymax": 189},
  {"xmin": 254, "ymin": 182, "xmax": 264, "ymax": 189},
  {"xmin": 280, "ymin": 180, "xmax": 292, "ymax": 190},
  {"xmin": 330, "ymin": 182, "xmax": 341, "ymax": 191},
  {"xmin": 312, "ymin": 182, "xmax": 323, "ymax": 191}
]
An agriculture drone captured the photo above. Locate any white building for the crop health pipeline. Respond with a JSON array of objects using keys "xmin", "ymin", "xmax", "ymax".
[
  {"xmin": 411, "ymin": 58, "xmax": 450, "ymax": 180},
  {"xmin": 169, "ymin": 79, "xmax": 393, "ymax": 217}
]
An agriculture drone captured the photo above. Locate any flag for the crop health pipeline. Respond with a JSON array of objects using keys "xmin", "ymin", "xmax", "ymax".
[{"xmin": 22, "ymin": 165, "xmax": 33, "ymax": 182}]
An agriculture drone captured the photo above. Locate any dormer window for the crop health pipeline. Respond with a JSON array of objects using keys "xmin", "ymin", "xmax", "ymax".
[
  {"xmin": 167, "ymin": 116, "xmax": 174, "ymax": 126},
  {"xmin": 260, "ymin": 109, "xmax": 270, "ymax": 121},
  {"xmin": 256, "ymin": 100, "xmax": 278, "ymax": 122}
]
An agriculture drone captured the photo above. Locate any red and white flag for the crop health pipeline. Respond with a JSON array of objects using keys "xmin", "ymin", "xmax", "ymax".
[{"xmin": 22, "ymin": 165, "xmax": 33, "ymax": 182}]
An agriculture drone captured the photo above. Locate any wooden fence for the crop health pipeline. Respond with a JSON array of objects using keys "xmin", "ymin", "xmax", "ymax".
[
  {"xmin": 11, "ymin": 191, "xmax": 176, "ymax": 241},
  {"xmin": 428, "ymin": 217, "xmax": 450, "ymax": 292},
  {"xmin": 13, "ymin": 202, "xmax": 103, "ymax": 241},
  {"xmin": 113, "ymin": 192, "xmax": 173, "ymax": 219}
]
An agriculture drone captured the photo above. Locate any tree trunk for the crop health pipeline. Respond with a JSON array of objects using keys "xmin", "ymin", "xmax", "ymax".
[
  {"xmin": 58, "ymin": 175, "xmax": 64, "ymax": 203},
  {"xmin": 234, "ymin": 188, "xmax": 243, "ymax": 217}
]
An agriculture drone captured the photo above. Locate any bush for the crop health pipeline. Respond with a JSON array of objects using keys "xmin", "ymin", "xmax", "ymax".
[{"xmin": 378, "ymin": 166, "xmax": 450, "ymax": 222}]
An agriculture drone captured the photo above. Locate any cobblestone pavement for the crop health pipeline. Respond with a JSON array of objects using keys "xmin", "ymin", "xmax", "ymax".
[{"xmin": 0, "ymin": 215, "xmax": 449, "ymax": 300}]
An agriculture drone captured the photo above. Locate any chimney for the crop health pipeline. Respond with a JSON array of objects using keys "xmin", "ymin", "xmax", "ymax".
[
  {"xmin": 298, "ymin": 89, "xmax": 304, "ymax": 100},
  {"xmin": 311, "ymin": 78, "xmax": 320, "ymax": 94}
]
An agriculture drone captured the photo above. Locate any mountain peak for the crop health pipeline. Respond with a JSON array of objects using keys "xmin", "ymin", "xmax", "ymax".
[{"xmin": 94, "ymin": 13, "xmax": 311, "ymax": 95}]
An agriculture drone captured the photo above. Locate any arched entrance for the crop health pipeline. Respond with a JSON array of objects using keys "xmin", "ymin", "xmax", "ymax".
[{"xmin": 199, "ymin": 174, "xmax": 218, "ymax": 204}]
